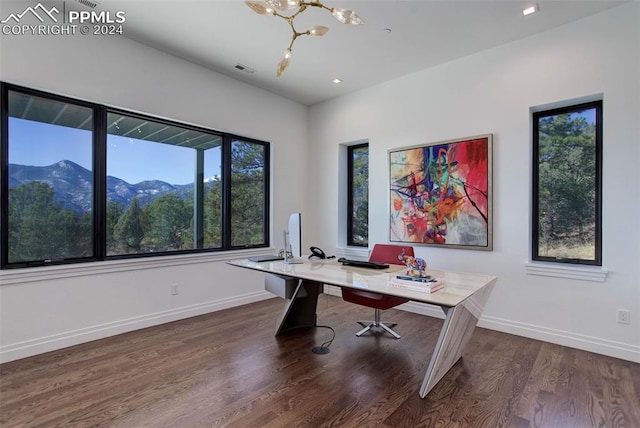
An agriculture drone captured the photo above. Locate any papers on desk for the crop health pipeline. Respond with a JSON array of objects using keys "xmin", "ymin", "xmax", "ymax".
[
  {"xmin": 352, "ymin": 273, "xmax": 370, "ymax": 289},
  {"xmin": 389, "ymin": 276, "xmax": 444, "ymax": 293}
]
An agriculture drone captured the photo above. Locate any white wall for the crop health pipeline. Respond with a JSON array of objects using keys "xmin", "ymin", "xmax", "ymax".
[
  {"xmin": 1, "ymin": 3, "xmax": 638, "ymax": 365},
  {"xmin": 308, "ymin": 3, "xmax": 640, "ymax": 362},
  {"xmin": 0, "ymin": 32, "xmax": 309, "ymax": 362}
]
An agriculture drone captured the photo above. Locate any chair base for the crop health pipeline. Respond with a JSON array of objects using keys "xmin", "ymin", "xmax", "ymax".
[
  {"xmin": 356, "ymin": 320, "xmax": 401, "ymax": 339},
  {"xmin": 355, "ymin": 307, "xmax": 401, "ymax": 339}
]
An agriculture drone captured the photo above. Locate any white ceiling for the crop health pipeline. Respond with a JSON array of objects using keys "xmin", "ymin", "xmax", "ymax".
[{"xmin": 92, "ymin": 0, "xmax": 624, "ymax": 106}]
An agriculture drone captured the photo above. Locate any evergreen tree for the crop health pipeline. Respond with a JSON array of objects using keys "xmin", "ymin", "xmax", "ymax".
[
  {"xmin": 106, "ymin": 201, "xmax": 124, "ymax": 254},
  {"xmin": 351, "ymin": 146, "xmax": 369, "ymax": 245},
  {"xmin": 70, "ymin": 212, "xmax": 94, "ymax": 257},
  {"xmin": 114, "ymin": 196, "xmax": 144, "ymax": 253},
  {"xmin": 538, "ymin": 112, "xmax": 596, "ymax": 251},
  {"xmin": 230, "ymin": 142, "xmax": 265, "ymax": 246},
  {"xmin": 143, "ymin": 193, "xmax": 191, "ymax": 251},
  {"xmin": 8, "ymin": 181, "xmax": 90, "ymax": 262},
  {"xmin": 204, "ymin": 178, "xmax": 222, "ymax": 247}
]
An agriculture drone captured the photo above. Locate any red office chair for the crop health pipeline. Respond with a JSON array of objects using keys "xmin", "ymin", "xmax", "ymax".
[{"xmin": 341, "ymin": 244, "xmax": 414, "ymax": 339}]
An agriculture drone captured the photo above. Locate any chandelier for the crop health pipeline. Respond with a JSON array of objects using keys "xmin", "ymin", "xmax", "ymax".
[{"xmin": 245, "ymin": 0, "xmax": 364, "ymax": 77}]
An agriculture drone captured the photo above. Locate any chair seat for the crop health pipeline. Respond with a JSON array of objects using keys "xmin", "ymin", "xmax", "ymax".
[
  {"xmin": 342, "ymin": 289, "xmax": 409, "ymax": 310},
  {"xmin": 341, "ymin": 244, "xmax": 415, "ymax": 339}
]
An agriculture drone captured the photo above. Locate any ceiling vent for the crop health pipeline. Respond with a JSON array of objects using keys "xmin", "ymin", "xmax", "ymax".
[
  {"xmin": 235, "ymin": 64, "xmax": 256, "ymax": 74},
  {"xmin": 74, "ymin": 0, "xmax": 99, "ymax": 9}
]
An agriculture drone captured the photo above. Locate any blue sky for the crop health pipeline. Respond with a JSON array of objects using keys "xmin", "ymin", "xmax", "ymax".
[
  {"xmin": 571, "ymin": 108, "xmax": 595, "ymax": 124},
  {"xmin": 9, "ymin": 118, "xmax": 221, "ymax": 185}
]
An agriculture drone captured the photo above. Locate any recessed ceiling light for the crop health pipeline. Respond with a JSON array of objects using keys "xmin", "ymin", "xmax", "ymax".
[
  {"xmin": 332, "ymin": 78, "xmax": 343, "ymax": 84},
  {"xmin": 522, "ymin": 4, "xmax": 539, "ymax": 16}
]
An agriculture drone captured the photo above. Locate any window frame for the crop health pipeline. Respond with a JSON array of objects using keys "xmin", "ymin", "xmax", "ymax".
[
  {"xmin": 347, "ymin": 142, "xmax": 368, "ymax": 247},
  {"xmin": 531, "ymin": 100, "xmax": 603, "ymax": 266},
  {"xmin": 1, "ymin": 82, "xmax": 270, "ymax": 269}
]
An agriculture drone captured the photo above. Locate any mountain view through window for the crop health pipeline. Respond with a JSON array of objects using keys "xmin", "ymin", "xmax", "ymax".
[{"xmin": 2, "ymin": 84, "xmax": 269, "ymax": 268}]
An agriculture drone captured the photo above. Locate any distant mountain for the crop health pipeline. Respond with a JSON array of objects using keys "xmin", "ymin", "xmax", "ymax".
[
  {"xmin": 8, "ymin": 160, "xmax": 201, "ymax": 214},
  {"xmin": 106, "ymin": 176, "xmax": 193, "ymax": 209},
  {"xmin": 9, "ymin": 160, "xmax": 94, "ymax": 213}
]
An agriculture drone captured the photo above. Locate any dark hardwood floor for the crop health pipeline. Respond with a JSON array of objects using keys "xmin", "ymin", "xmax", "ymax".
[{"xmin": 1, "ymin": 295, "xmax": 639, "ymax": 427}]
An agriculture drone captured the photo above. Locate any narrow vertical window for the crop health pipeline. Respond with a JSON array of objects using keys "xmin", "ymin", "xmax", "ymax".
[
  {"xmin": 3, "ymin": 89, "xmax": 95, "ymax": 265},
  {"xmin": 532, "ymin": 100, "xmax": 602, "ymax": 265},
  {"xmin": 348, "ymin": 143, "xmax": 369, "ymax": 247},
  {"xmin": 229, "ymin": 139, "xmax": 268, "ymax": 247}
]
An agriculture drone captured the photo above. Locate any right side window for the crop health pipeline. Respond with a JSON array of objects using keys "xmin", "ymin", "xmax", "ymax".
[
  {"xmin": 532, "ymin": 100, "xmax": 602, "ymax": 265},
  {"xmin": 347, "ymin": 143, "xmax": 369, "ymax": 247}
]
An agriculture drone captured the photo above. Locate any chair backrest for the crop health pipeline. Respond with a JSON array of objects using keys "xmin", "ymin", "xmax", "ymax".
[{"xmin": 368, "ymin": 244, "xmax": 414, "ymax": 266}]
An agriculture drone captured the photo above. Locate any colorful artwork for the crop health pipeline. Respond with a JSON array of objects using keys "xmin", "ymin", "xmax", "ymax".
[{"xmin": 389, "ymin": 135, "xmax": 492, "ymax": 250}]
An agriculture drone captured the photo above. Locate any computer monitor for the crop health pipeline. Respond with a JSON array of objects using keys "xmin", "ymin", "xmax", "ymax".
[
  {"xmin": 283, "ymin": 212, "xmax": 302, "ymax": 264},
  {"xmin": 288, "ymin": 212, "xmax": 301, "ymax": 258}
]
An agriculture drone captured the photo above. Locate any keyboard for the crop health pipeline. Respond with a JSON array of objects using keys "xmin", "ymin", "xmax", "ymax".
[
  {"xmin": 248, "ymin": 255, "xmax": 284, "ymax": 262},
  {"xmin": 337, "ymin": 258, "xmax": 390, "ymax": 269}
]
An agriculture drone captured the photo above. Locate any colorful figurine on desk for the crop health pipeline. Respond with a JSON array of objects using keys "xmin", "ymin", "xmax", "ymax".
[{"xmin": 398, "ymin": 249, "xmax": 427, "ymax": 278}]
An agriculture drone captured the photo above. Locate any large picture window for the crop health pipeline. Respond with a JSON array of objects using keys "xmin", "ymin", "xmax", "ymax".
[
  {"xmin": 347, "ymin": 143, "xmax": 368, "ymax": 247},
  {"xmin": 1, "ymin": 83, "xmax": 270, "ymax": 269},
  {"xmin": 532, "ymin": 100, "xmax": 602, "ymax": 265}
]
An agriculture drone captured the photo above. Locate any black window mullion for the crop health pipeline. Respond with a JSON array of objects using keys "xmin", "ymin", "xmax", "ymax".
[
  {"xmin": 593, "ymin": 102, "xmax": 603, "ymax": 266},
  {"xmin": 94, "ymin": 106, "xmax": 107, "ymax": 261},
  {"xmin": 221, "ymin": 136, "xmax": 233, "ymax": 250},
  {"xmin": 262, "ymin": 143, "xmax": 271, "ymax": 248},
  {"xmin": 0, "ymin": 83, "xmax": 10, "ymax": 268}
]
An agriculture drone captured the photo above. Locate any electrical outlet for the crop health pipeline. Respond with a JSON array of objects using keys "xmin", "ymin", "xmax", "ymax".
[
  {"xmin": 617, "ymin": 309, "xmax": 630, "ymax": 325},
  {"xmin": 171, "ymin": 284, "xmax": 179, "ymax": 295}
]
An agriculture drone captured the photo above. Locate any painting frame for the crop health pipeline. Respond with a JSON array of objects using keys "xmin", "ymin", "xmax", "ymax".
[{"xmin": 389, "ymin": 134, "xmax": 493, "ymax": 251}]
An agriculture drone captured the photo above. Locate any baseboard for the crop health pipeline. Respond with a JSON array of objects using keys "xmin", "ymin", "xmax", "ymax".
[
  {"xmin": 479, "ymin": 316, "xmax": 640, "ymax": 363},
  {"xmin": 324, "ymin": 285, "xmax": 640, "ymax": 363},
  {"xmin": 5, "ymin": 288, "xmax": 638, "ymax": 365},
  {"xmin": 0, "ymin": 290, "xmax": 274, "ymax": 364}
]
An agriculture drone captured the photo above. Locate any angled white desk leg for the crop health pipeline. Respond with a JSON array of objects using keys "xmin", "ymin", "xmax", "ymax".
[
  {"xmin": 419, "ymin": 281, "xmax": 495, "ymax": 398},
  {"xmin": 274, "ymin": 279, "xmax": 323, "ymax": 336}
]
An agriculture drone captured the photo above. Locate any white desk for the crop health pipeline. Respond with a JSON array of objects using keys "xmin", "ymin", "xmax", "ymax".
[{"xmin": 228, "ymin": 258, "xmax": 496, "ymax": 398}]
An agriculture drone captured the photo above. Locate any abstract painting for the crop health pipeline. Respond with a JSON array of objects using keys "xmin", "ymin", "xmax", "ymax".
[{"xmin": 389, "ymin": 134, "xmax": 493, "ymax": 250}]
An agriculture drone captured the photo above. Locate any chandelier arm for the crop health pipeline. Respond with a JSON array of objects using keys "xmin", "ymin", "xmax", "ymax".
[
  {"xmin": 270, "ymin": 9, "xmax": 290, "ymax": 20},
  {"xmin": 289, "ymin": 4, "xmax": 308, "ymax": 19},
  {"xmin": 299, "ymin": 1, "xmax": 330, "ymax": 12},
  {"xmin": 288, "ymin": 21, "xmax": 298, "ymax": 51}
]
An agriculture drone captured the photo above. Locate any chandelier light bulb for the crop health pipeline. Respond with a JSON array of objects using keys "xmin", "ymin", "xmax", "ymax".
[
  {"xmin": 277, "ymin": 49, "xmax": 292, "ymax": 77},
  {"xmin": 265, "ymin": 0, "xmax": 300, "ymax": 10},
  {"xmin": 309, "ymin": 25, "xmax": 329, "ymax": 36},
  {"xmin": 245, "ymin": 1, "xmax": 273, "ymax": 15},
  {"xmin": 331, "ymin": 8, "xmax": 364, "ymax": 25}
]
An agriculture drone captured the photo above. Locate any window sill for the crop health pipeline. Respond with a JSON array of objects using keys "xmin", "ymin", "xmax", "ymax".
[
  {"xmin": 0, "ymin": 249, "xmax": 278, "ymax": 285},
  {"xmin": 334, "ymin": 246, "xmax": 369, "ymax": 260},
  {"xmin": 525, "ymin": 262, "xmax": 608, "ymax": 282}
]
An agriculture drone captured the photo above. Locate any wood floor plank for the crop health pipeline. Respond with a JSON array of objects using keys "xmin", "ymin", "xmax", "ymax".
[{"xmin": 1, "ymin": 295, "xmax": 639, "ymax": 427}]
